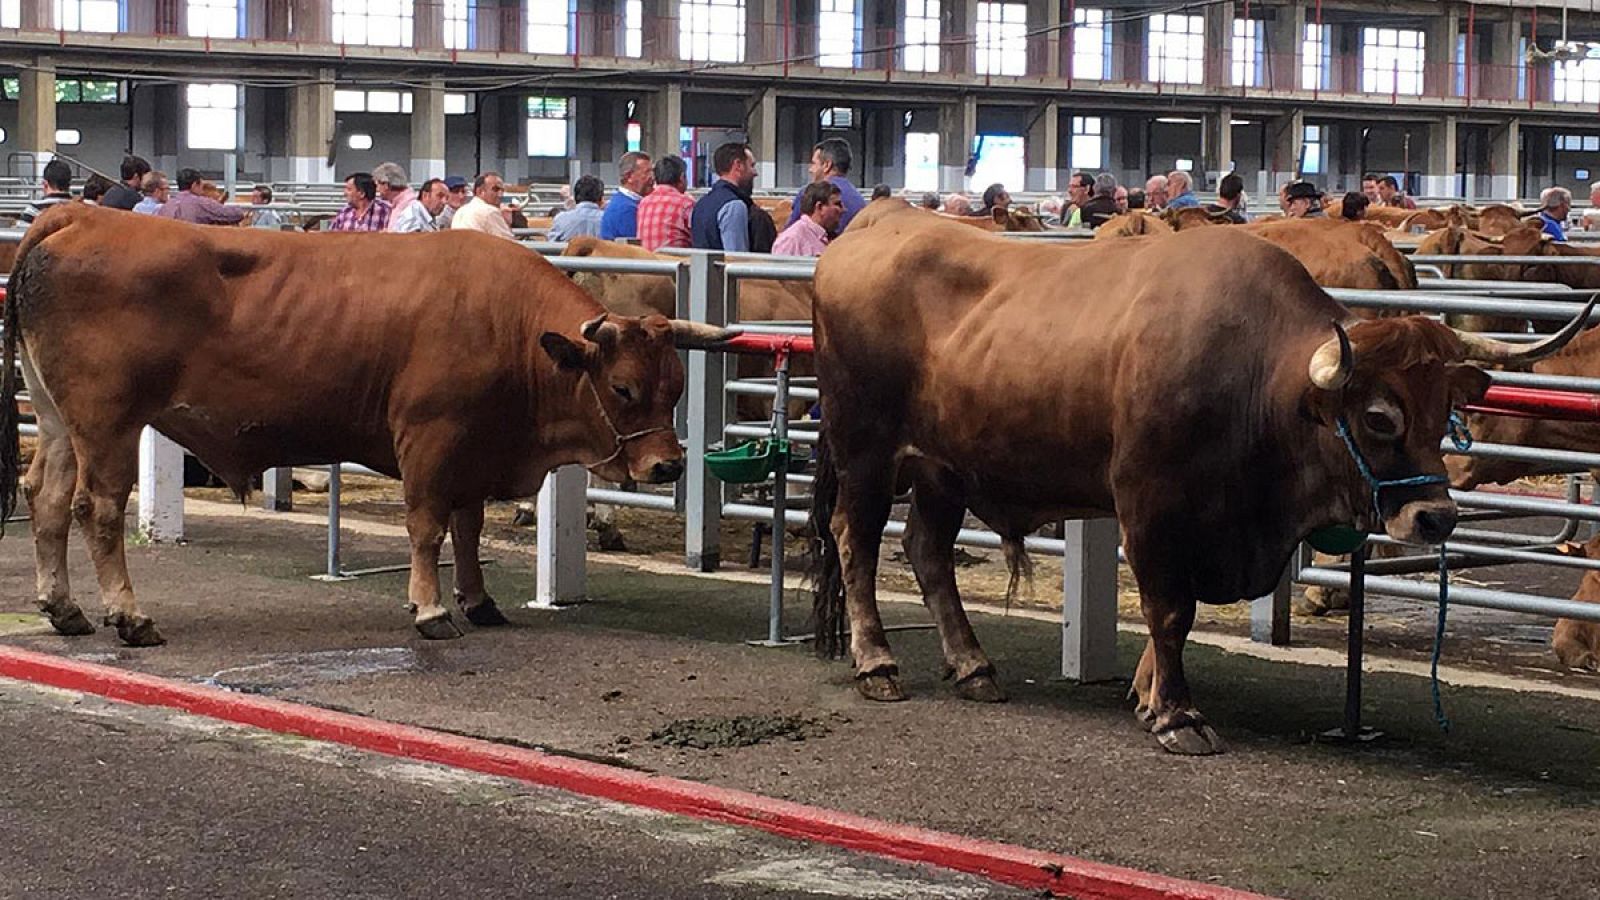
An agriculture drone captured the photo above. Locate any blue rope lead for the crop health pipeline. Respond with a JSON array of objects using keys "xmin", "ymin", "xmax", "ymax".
[{"xmin": 1432, "ymin": 542, "xmax": 1452, "ymax": 732}]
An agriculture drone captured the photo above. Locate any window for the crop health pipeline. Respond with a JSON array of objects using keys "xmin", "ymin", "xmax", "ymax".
[
  {"xmin": 1455, "ymin": 33, "xmax": 1466, "ymax": 96},
  {"xmin": 680, "ymin": 0, "xmax": 743, "ymax": 63},
  {"xmin": 54, "ymin": 128, "xmax": 80, "ymax": 145},
  {"xmin": 444, "ymin": 92, "xmax": 472, "ymax": 114},
  {"xmin": 904, "ymin": 131, "xmax": 938, "ymax": 191},
  {"xmin": 55, "ymin": 79, "xmax": 121, "ymax": 102},
  {"xmin": 443, "ymin": 0, "xmax": 470, "ymax": 49},
  {"xmin": 1302, "ymin": 123, "xmax": 1324, "ymax": 175},
  {"xmin": 2, "ymin": 0, "xmax": 19, "ymax": 27},
  {"xmin": 820, "ymin": 107, "xmax": 855, "ymax": 129},
  {"xmin": 1302, "ymin": 23, "xmax": 1329, "ymax": 90},
  {"xmin": 334, "ymin": 88, "xmax": 416, "ymax": 113},
  {"xmin": 1555, "ymin": 134, "xmax": 1600, "ymax": 152},
  {"xmin": 1070, "ymin": 115, "xmax": 1103, "ymax": 170},
  {"xmin": 527, "ymin": 0, "xmax": 568, "ymax": 53},
  {"xmin": 187, "ymin": 0, "xmax": 236, "ymax": 38},
  {"xmin": 624, "ymin": 0, "xmax": 641, "ymax": 57},
  {"xmin": 0, "ymin": 127, "xmax": 6, "ymax": 142},
  {"xmin": 1232, "ymin": 19, "xmax": 1262, "ymax": 87},
  {"xmin": 976, "ymin": 2, "xmax": 1026, "ymax": 76},
  {"xmin": 347, "ymin": 134, "xmax": 373, "ymax": 150},
  {"xmin": 332, "ymin": 0, "xmax": 414, "ymax": 47},
  {"xmin": 1148, "ymin": 13, "xmax": 1203, "ymax": 84},
  {"xmin": 626, "ymin": 121, "xmax": 641, "ymax": 152},
  {"xmin": 54, "ymin": 0, "xmax": 117, "ymax": 31},
  {"xmin": 186, "ymin": 83, "xmax": 238, "ymax": 150},
  {"xmin": 818, "ymin": 0, "xmax": 855, "ymax": 68},
  {"xmin": 527, "ymin": 97, "xmax": 569, "ymax": 157},
  {"xmin": 968, "ymin": 134, "xmax": 1024, "ymax": 192},
  {"xmin": 1071, "ymin": 7, "xmax": 1109, "ymax": 80},
  {"xmin": 1554, "ymin": 51, "xmax": 1600, "ymax": 105},
  {"xmin": 1361, "ymin": 27, "xmax": 1425, "ymax": 96},
  {"xmin": 903, "ymin": 0, "xmax": 939, "ymax": 73}
]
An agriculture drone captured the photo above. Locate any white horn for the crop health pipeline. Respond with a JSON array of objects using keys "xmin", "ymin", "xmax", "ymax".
[{"xmin": 1308, "ymin": 320, "xmax": 1355, "ymax": 390}]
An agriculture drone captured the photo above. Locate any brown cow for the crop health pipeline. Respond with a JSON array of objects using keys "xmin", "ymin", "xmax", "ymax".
[
  {"xmin": 0, "ymin": 204, "xmax": 727, "ymax": 645},
  {"xmin": 1551, "ymin": 537, "xmax": 1600, "ymax": 671},
  {"xmin": 1476, "ymin": 204, "xmax": 1528, "ymax": 237},
  {"xmin": 808, "ymin": 204, "xmax": 1585, "ymax": 754},
  {"xmin": 1241, "ymin": 218, "xmax": 1418, "ymax": 294},
  {"xmin": 937, "ymin": 206, "xmax": 1047, "ymax": 233},
  {"xmin": 1093, "ymin": 212, "xmax": 1172, "ymax": 239}
]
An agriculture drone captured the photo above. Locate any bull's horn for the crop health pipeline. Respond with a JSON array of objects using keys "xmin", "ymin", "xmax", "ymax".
[
  {"xmin": 670, "ymin": 320, "xmax": 738, "ymax": 348},
  {"xmin": 1308, "ymin": 320, "xmax": 1355, "ymax": 390},
  {"xmin": 580, "ymin": 314, "xmax": 610, "ymax": 341},
  {"xmin": 1455, "ymin": 294, "xmax": 1598, "ymax": 364}
]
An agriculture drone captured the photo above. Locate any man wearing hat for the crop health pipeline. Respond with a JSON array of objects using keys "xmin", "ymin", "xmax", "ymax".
[
  {"xmin": 437, "ymin": 175, "xmax": 470, "ymax": 229},
  {"xmin": 1283, "ymin": 180, "xmax": 1325, "ymax": 219}
]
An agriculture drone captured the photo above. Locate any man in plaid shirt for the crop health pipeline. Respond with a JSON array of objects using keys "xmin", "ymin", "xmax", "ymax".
[
  {"xmin": 329, "ymin": 172, "xmax": 392, "ymax": 232},
  {"xmin": 636, "ymin": 155, "xmax": 695, "ymax": 251}
]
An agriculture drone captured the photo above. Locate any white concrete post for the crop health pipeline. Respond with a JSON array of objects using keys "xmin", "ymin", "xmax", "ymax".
[
  {"xmin": 261, "ymin": 467, "xmax": 294, "ymax": 511},
  {"xmin": 1251, "ymin": 548, "xmax": 1298, "ymax": 646},
  {"xmin": 1061, "ymin": 517, "xmax": 1120, "ymax": 682},
  {"xmin": 137, "ymin": 427, "xmax": 184, "ymax": 543},
  {"xmin": 531, "ymin": 465, "xmax": 588, "ymax": 608},
  {"xmin": 683, "ymin": 251, "xmax": 726, "ymax": 571}
]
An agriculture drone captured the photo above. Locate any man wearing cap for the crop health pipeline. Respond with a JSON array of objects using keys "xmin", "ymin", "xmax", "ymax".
[
  {"xmin": 437, "ymin": 176, "xmax": 470, "ymax": 229},
  {"xmin": 1283, "ymin": 181, "xmax": 1325, "ymax": 218}
]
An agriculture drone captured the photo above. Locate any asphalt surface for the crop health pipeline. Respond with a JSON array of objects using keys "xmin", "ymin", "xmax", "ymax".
[{"xmin": 0, "ymin": 678, "xmax": 1030, "ymax": 900}]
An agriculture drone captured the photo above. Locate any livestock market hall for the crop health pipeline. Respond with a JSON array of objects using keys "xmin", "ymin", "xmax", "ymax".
[{"xmin": 3, "ymin": 1, "xmax": 1600, "ymax": 897}]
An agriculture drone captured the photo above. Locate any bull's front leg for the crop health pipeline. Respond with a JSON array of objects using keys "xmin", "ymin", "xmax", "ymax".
[
  {"xmin": 405, "ymin": 499, "xmax": 462, "ymax": 640},
  {"xmin": 1134, "ymin": 588, "xmax": 1223, "ymax": 755},
  {"xmin": 450, "ymin": 502, "xmax": 509, "ymax": 627}
]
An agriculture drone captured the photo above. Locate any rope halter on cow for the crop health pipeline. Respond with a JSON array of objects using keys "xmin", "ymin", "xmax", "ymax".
[{"xmin": 577, "ymin": 373, "xmax": 677, "ymax": 474}]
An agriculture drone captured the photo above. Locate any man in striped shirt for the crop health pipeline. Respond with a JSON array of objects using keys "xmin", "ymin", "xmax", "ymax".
[
  {"xmin": 329, "ymin": 172, "xmax": 392, "ymax": 232},
  {"xmin": 20, "ymin": 160, "xmax": 75, "ymax": 227},
  {"xmin": 635, "ymin": 155, "xmax": 695, "ymax": 251}
]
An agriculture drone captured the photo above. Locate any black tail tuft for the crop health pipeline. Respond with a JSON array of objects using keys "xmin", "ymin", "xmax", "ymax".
[
  {"xmin": 807, "ymin": 425, "xmax": 847, "ymax": 659},
  {"xmin": 0, "ymin": 241, "xmax": 28, "ymax": 532},
  {"xmin": 1000, "ymin": 535, "xmax": 1033, "ymax": 614}
]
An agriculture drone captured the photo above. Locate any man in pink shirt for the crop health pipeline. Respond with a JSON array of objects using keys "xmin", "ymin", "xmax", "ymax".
[
  {"xmin": 771, "ymin": 182, "xmax": 842, "ymax": 257},
  {"xmin": 636, "ymin": 155, "xmax": 696, "ymax": 251},
  {"xmin": 373, "ymin": 162, "xmax": 416, "ymax": 228}
]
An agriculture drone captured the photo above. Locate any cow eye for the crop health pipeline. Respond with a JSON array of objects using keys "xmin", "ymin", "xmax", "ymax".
[
  {"xmin": 612, "ymin": 384, "xmax": 634, "ymax": 403},
  {"xmin": 1363, "ymin": 408, "xmax": 1401, "ymax": 438}
]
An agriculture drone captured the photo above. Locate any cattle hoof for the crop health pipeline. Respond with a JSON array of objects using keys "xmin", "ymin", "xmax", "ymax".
[
  {"xmin": 1154, "ymin": 723, "xmax": 1225, "ymax": 756},
  {"xmin": 954, "ymin": 671, "xmax": 1007, "ymax": 703},
  {"xmin": 458, "ymin": 594, "xmax": 509, "ymax": 628},
  {"xmin": 109, "ymin": 614, "xmax": 165, "ymax": 647},
  {"xmin": 1133, "ymin": 705, "xmax": 1157, "ymax": 732},
  {"xmin": 1297, "ymin": 586, "xmax": 1346, "ymax": 617},
  {"xmin": 415, "ymin": 613, "xmax": 464, "ymax": 641},
  {"xmin": 595, "ymin": 523, "xmax": 628, "ymax": 552},
  {"xmin": 46, "ymin": 605, "xmax": 95, "ymax": 636},
  {"xmin": 855, "ymin": 673, "xmax": 908, "ymax": 703}
]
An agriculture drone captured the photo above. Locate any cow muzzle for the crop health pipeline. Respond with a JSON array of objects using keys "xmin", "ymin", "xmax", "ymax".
[{"xmin": 1386, "ymin": 498, "xmax": 1458, "ymax": 545}]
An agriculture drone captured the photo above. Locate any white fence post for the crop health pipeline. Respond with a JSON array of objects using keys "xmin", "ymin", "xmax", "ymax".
[
  {"xmin": 1061, "ymin": 517, "xmax": 1120, "ymax": 682},
  {"xmin": 682, "ymin": 250, "xmax": 726, "ymax": 571},
  {"xmin": 532, "ymin": 464, "xmax": 587, "ymax": 608},
  {"xmin": 137, "ymin": 427, "xmax": 184, "ymax": 543},
  {"xmin": 261, "ymin": 467, "xmax": 294, "ymax": 511},
  {"xmin": 1251, "ymin": 545, "xmax": 1300, "ymax": 646}
]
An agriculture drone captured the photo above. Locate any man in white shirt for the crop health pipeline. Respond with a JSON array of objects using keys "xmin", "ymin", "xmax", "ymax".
[
  {"xmin": 448, "ymin": 172, "xmax": 515, "ymax": 240},
  {"xmin": 391, "ymin": 178, "xmax": 449, "ymax": 233}
]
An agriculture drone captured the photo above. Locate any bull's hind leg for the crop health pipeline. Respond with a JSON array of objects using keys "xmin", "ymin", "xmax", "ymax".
[
  {"xmin": 19, "ymin": 352, "xmax": 92, "ymax": 636},
  {"xmin": 405, "ymin": 497, "xmax": 462, "ymax": 640},
  {"xmin": 902, "ymin": 480, "xmax": 1004, "ymax": 702},
  {"xmin": 450, "ymin": 502, "xmax": 508, "ymax": 627},
  {"xmin": 834, "ymin": 457, "xmax": 902, "ymax": 701},
  {"xmin": 71, "ymin": 434, "xmax": 162, "ymax": 646}
]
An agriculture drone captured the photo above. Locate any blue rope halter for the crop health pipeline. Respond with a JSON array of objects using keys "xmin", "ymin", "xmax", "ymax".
[{"xmin": 1333, "ymin": 411, "xmax": 1472, "ymax": 732}]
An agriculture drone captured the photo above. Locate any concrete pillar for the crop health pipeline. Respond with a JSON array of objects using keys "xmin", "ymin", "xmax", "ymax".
[
  {"xmin": 138, "ymin": 429, "xmax": 185, "ymax": 544},
  {"xmin": 411, "ymin": 78, "xmax": 447, "ymax": 181},
  {"xmin": 1265, "ymin": 1, "xmax": 1305, "ymax": 92},
  {"xmin": 642, "ymin": 83, "xmax": 683, "ymax": 159},
  {"xmin": 1027, "ymin": 0, "xmax": 1060, "ymax": 79},
  {"xmin": 747, "ymin": 89, "xmax": 779, "ymax": 188},
  {"xmin": 1423, "ymin": 6, "xmax": 1459, "ymax": 99},
  {"xmin": 1490, "ymin": 117, "xmax": 1520, "ymax": 201},
  {"xmin": 1268, "ymin": 109, "xmax": 1304, "ymax": 193},
  {"xmin": 1423, "ymin": 115, "xmax": 1458, "ymax": 199},
  {"xmin": 17, "ymin": 0, "xmax": 51, "ymax": 28},
  {"xmin": 1203, "ymin": 0, "xmax": 1235, "ymax": 89},
  {"xmin": 16, "ymin": 58, "xmax": 56, "ymax": 175},
  {"xmin": 938, "ymin": 94, "xmax": 976, "ymax": 191},
  {"xmin": 746, "ymin": 0, "xmax": 782, "ymax": 64},
  {"xmin": 287, "ymin": 68, "xmax": 335, "ymax": 184},
  {"xmin": 291, "ymin": 0, "xmax": 331, "ymax": 42},
  {"xmin": 641, "ymin": 0, "xmax": 680, "ymax": 60},
  {"xmin": 1024, "ymin": 101, "xmax": 1058, "ymax": 192},
  {"xmin": 414, "ymin": 0, "xmax": 445, "ymax": 49},
  {"xmin": 1487, "ymin": 11, "xmax": 1524, "ymax": 102},
  {"xmin": 1204, "ymin": 104, "xmax": 1234, "ymax": 186},
  {"xmin": 942, "ymin": 0, "xmax": 974, "ymax": 75}
]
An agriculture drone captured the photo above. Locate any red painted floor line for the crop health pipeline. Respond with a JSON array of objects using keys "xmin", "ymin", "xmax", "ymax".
[{"xmin": 0, "ymin": 645, "xmax": 1274, "ymax": 900}]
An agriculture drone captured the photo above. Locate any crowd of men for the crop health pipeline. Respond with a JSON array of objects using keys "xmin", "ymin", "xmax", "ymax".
[{"xmin": 19, "ymin": 146, "xmax": 1600, "ymax": 254}]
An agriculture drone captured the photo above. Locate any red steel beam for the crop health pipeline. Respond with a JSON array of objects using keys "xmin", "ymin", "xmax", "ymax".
[{"xmin": 1469, "ymin": 386, "xmax": 1600, "ymax": 422}]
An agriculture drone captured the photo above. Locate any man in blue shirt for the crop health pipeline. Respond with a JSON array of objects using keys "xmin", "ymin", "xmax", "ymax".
[
  {"xmin": 1164, "ymin": 170, "xmax": 1200, "ymax": 209},
  {"xmin": 784, "ymin": 137, "xmax": 866, "ymax": 233},
  {"xmin": 1538, "ymin": 186, "xmax": 1573, "ymax": 243},
  {"xmin": 599, "ymin": 151, "xmax": 654, "ymax": 240},
  {"xmin": 692, "ymin": 142, "xmax": 760, "ymax": 252},
  {"xmin": 550, "ymin": 175, "xmax": 606, "ymax": 241}
]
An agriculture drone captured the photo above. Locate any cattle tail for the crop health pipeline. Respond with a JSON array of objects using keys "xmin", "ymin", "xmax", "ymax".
[
  {"xmin": 808, "ymin": 425, "xmax": 848, "ymax": 659},
  {"xmin": 0, "ymin": 233, "xmax": 29, "ymax": 527}
]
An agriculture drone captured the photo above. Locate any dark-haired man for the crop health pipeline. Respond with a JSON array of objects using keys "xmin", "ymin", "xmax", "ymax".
[
  {"xmin": 102, "ymin": 154, "xmax": 150, "ymax": 210},
  {"xmin": 20, "ymin": 159, "xmax": 74, "ymax": 226},
  {"xmin": 155, "ymin": 167, "xmax": 247, "ymax": 226},
  {"xmin": 329, "ymin": 171, "xmax": 391, "ymax": 232},
  {"xmin": 637, "ymin": 154, "xmax": 695, "ymax": 251},
  {"xmin": 784, "ymin": 137, "xmax": 865, "ymax": 232},
  {"xmin": 692, "ymin": 142, "xmax": 761, "ymax": 252}
]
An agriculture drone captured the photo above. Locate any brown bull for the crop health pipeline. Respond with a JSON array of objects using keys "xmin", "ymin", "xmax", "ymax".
[
  {"xmin": 1093, "ymin": 212, "xmax": 1172, "ymax": 239},
  {"xmin": 808, "ymin": 204, "xmax": 1584, "ymax": 754},
  {"xmin": 1241, "ymin": 218, "xmax": 1417, "ymax": 295},
  {"xmin": 0, "ymin": 205, "xmax": 726, "ymax": 645}
]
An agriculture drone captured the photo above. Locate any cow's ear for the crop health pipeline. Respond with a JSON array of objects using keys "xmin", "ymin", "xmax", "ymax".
[
  {"xmin": 540, "ymin": 332, "xmax": 589, "ymax": 371},
  {"xmin": 991, "ymin": 207, "xmax": 1007, "ymax": 225},
  {"xmin": 1446, "ymin": 364, "xmax": 1492, "ymax": 406}
]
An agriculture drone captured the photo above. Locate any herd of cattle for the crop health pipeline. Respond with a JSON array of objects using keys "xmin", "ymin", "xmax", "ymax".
[{"xmin": 1, "ymin": 198, "xmax": 1597, "ymax": 759}]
